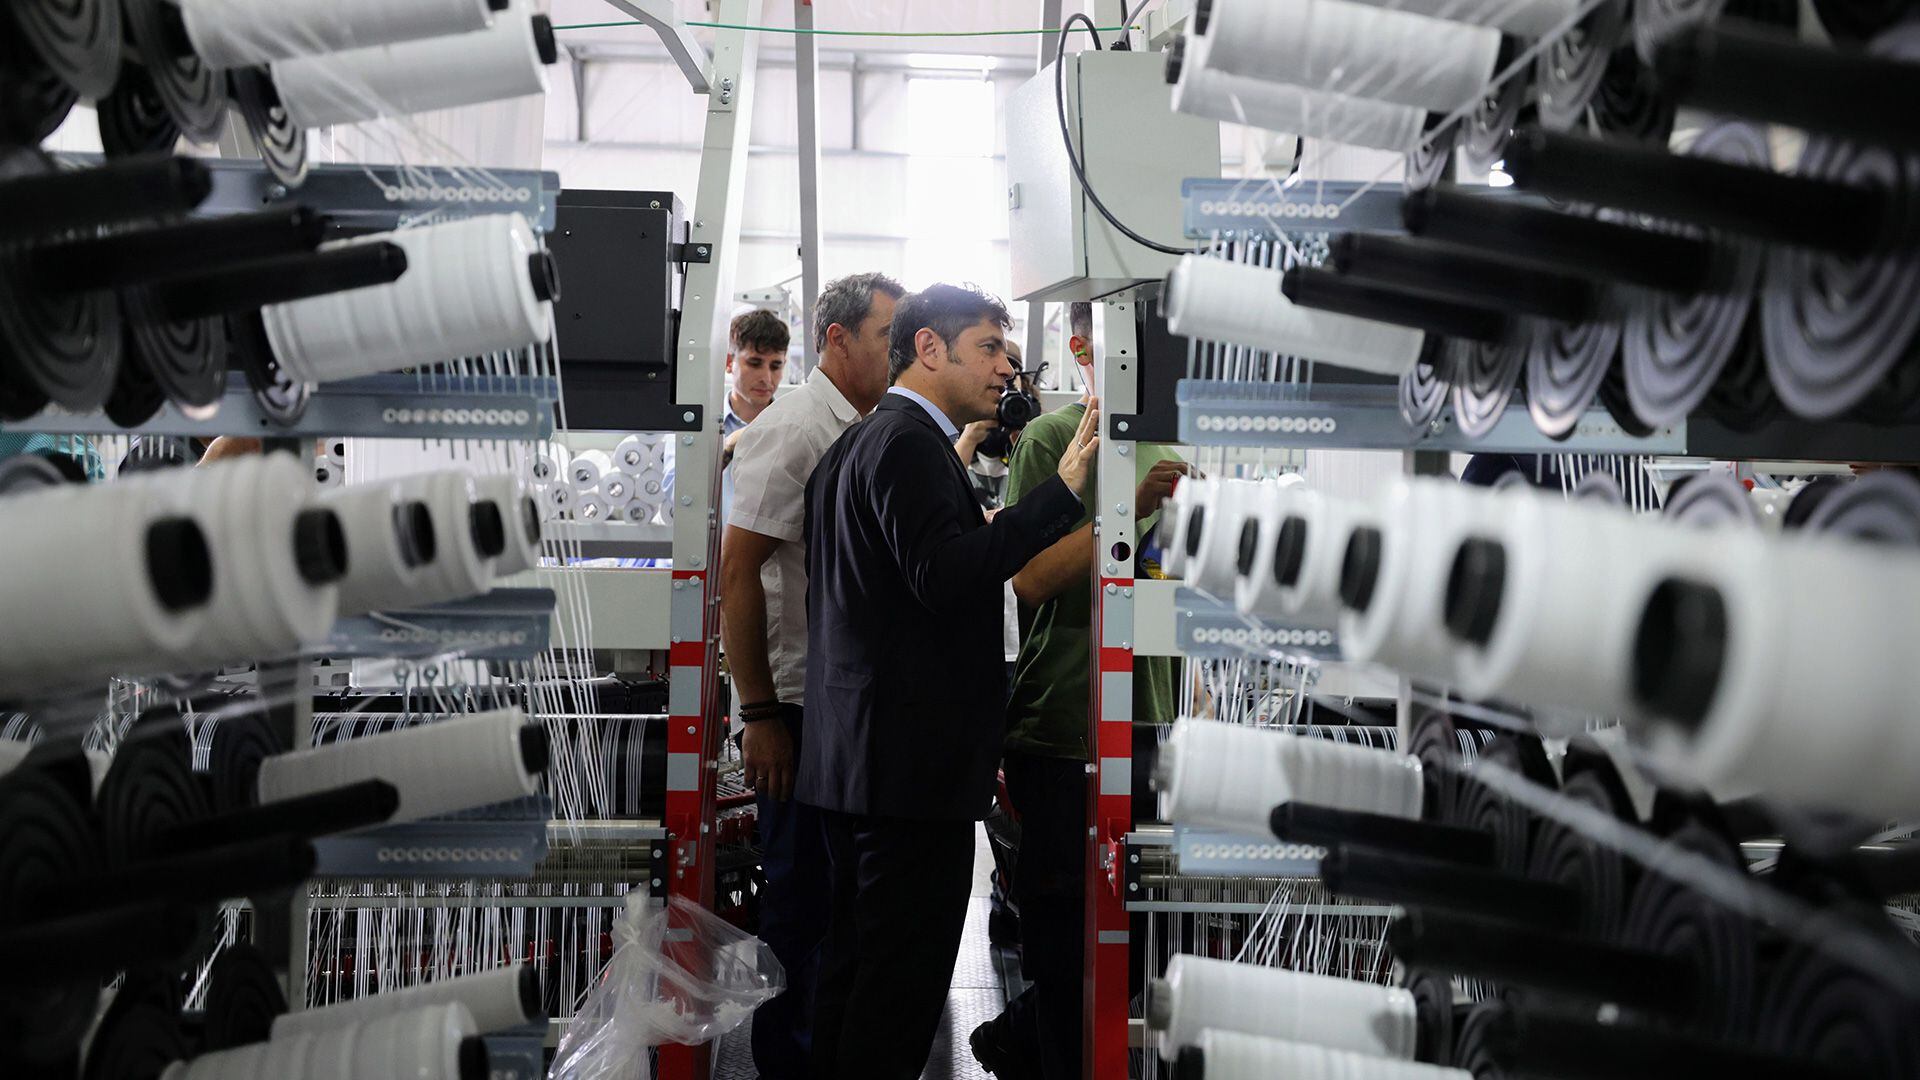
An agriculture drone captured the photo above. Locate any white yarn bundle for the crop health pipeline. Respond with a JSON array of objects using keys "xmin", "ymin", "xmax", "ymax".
[
  {"xmin": 1156, "ymin": 718, "xmax": 1424, "ymax": 835},
  {"xmin": 256, "ymin": 707, "xmax": 542, "ymax": 822},
  {"xmin": 1166, "ymin": 256, "xmax": 1425, "ymax": 379},
  {"xmin": 262, "ymin": 214, "xmax": 553, "ymax": 384}
]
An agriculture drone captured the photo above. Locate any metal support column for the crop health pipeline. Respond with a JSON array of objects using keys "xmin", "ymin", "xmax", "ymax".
[
  {"xmin": 1036, "ymin": 0, "xmax": 1064, "ymax": 69},
  {"xmin": 795, "ymin": 0, "xmax": 823, "ymax": 371},
  {"xmin": 1086, "ymin": 297, "xmax": 1144, "ymax": 1080},
  {"xmin": 660, "ymin": 3, "xmax": 761, "ymax": 1077}
]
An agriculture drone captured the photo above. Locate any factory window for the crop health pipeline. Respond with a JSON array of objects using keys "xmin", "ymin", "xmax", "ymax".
[{"xmin": 903, "ymin": 76, "xmax": 1004, "ymax": 297}]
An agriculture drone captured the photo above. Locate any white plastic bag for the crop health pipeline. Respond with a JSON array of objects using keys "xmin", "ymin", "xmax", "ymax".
[{"xmin": 549, "ymin": 892, "xmax": 785, "ymax": 1079}]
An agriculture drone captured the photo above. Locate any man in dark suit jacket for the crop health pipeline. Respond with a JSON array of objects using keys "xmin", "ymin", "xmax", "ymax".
[{"xmin": 800, "ymin": 283, "xmax": 1100, "ymax": 1079}]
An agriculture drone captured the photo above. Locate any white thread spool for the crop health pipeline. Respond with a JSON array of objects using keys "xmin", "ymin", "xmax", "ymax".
[
  {"xmin": 1188, "ymin": 479, "xmax": 1263, "ymax": 598},
  {"xmin": 391, "ymin": 471, "xmax": 498, "ymax": 606},
  {"xmin": 1149, "ymin": 955, "xmax": 1420, "ymax": 1061},
  {"xmin": 270, "ymin": 3, "xmax": 554, "ymax": 129},
  {"xmin": 613, "ymin": 435, "xmax": 663, "ymax": 474},
  {"xmin": 1338, "ymin": 0, "xmax": 1577, "ymax": 38},
  {"xmin": 1233, "ymin": 482, "xmax": 1298, "ymax": 618},
  {"xmin": 1177, "ymin": 1029, "xmax": 1472, "ymax": 1080},
  {"xmin": 1339, "ymin": 479, "xmax": 1496, "ymax": 682},
  {"xmin": 162, "ymin": 1002, "xmax": 479, "ymax": 1080},
  {"xmin": 1282, "ymin": 490, "xmax": 1367, "ymax": 626},
  {"xmin": 570, "ymin": 449, "xmax": 610, "ymax": 491},
  {"xmin": 1173, "ymin": 31, "xmax": 1424, "ymax": 153},
  {"xmin": 1637, "ymin": 533, "xmax": 1920, "ymax": 821},
  {"xmin": 1161, "ymin": 477, "xmax": 1213, "ymax": 578},
  {"xmin": 573, "ymin": 492, "xmax": 611, "ymax": 523},
  {"xmin": 273, "ymin": 964, "xmax": 540, "ymax": 1038},
  {"xmin": 474, "ymin": 474, "xmax": 541, "ymax": 577},
  {"xmin": 0, "ymin": 480, "xmax": 211, "ymax": 695},
  {"xmin": 1450, "ymin": 493, "xmax": 1707, "ymax": 716},
  {"xmin": 258, "ymin": 708, "xmax": 542, "ymax": 822},
  {"xmin": 263, "ymin": 214, "xmax": 553, "ymax": 384},
  {"xmin": 1165, "ymin": 256, "xmax": 1425, "ymax": 378},
  {"xmin": 1195, "ymin": 0, "xmax": 1502, "ymax": 113},
  {"xmin": 541, "ymin": 480, "xmax": 575, "ymax": 520},
  {"xmin": 138, "ymin": 454, "xmax": 342, "ymax": 668},
  {"xmin": 319, "ymin": 481, "xmax": 438, "ymax": 618},
  {"xmin": 528, "ymin": 441, "xmax": 568, "ymax": 488},
  {"xmin": 178, "ymin": 0, "xmax": 494, "ymax": 71},
  {"xmin": 620, "ymin": 500, "xmax": 654, "ymax": 524},
  {"xmin": 599, "ymin": 471, "xmax": 631, "ymax": 506},
  {"xmin": 1155, "ymin": 718, "xmax": 1423, "ymax": 834}
]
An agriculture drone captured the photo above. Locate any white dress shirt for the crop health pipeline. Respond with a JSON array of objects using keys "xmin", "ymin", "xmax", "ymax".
[
  {"xmin": 885, "ymin": 385, "xmax": 960, "ymax": 440},
  {"xmin": 728, "ymin": 366, "xmax": 862, "ymax": 706}
]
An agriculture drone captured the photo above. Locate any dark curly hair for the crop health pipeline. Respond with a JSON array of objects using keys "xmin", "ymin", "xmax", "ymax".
[{"xmin": 887, "ymin": 283, "xmax": 1011, "ymax": 384}]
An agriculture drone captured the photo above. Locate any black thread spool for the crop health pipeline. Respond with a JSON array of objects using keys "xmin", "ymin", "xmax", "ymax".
[
  {"xmin": 1398, "ymin": 334, "xmax": 1454, "ymax": 431},
  {"xmin": 98, "ymin": 60, "xmax": 184, "ymax": 159},
  {"xmin": 123, "ymin": 0, "xmax": 227, "ymax": 143},
  {"xmin": 1452, "ymin": 733, "xmax": 1559, "ymax": 876},
  {"xmin": 1494, "ymin": 1001, "xmax": 1860, "ymax": 1080},
  {"xmin": 1524, "ymin": 747, "xmax": 1641, "ymax": 941},
  {"xmin": 1618, "ymin": 818, "xmax": 1758, "ymax": 1039},
  {"xmin": 1631, "ymin": 0, "xmax": 1799, "ymax": 65},
  {"xmin": 6, "ymin": 0, "xmax": 122, "ymax": 101},
  {"xmin": 1450, "ymin": 1001, "xmax": 1511, "ymax": 1079},
  {"xmin": 1760, "ymin": 24, "xmax": 1920, "ymax": 421},
  {"xmin": 96, "ymin": 720, "xmax": 213, "ymax": 867},
  {"xmin": 0, "ymin": 19, "xmax": 79, "ymax": 144},
  {"xmin": 1406, "ymin": 115, "xmax": 1463, "ymax": 193},
  {"xmin": 1609, "ymin": 123, "xmax": 1771, "ymax": 429},
  {"xmin": 1523, "ymin": 277, "xmax": 1628, "ymax": 440},
  {"xmin": 1590, "ymin": 45, "xmax": 1676, "ymax": 146},
  {"xmin": 0, "ymin": 450, "xmax": 71, "ymax": 495},
  {"xmin": 1285, "ymin": 261, "xmax": 1529, "ymax": 441},
  {"xmin": 0, "ymin": 766, "xmax": 107, "ymax": 1069},
  {"xmin": 79, "ymin": 971, "xmax": 190, "ymax": 1080},
  {"xmin": 228, "ymin": 306, "xmax": 309, "ymax": 424},
  {"xmin": 1406, "ymin": 968, "xmax": 1457, "ymax": 1066},
  {"xmin": 203, "ymin": 944, "xmax": 288, "ymax": 1051},
  {"xmin": 1783, "ymin": 475, "xmax": 1849, "ymax": 529},
  {"xmin": 1804, "ymin": 469, "xmax": 1920, "ymax": 545},
  {"xmin": 1534, "ymin": 0, "xmax": 1631, "ymax": 131},
  {"xmin": 1757, "ymin": 935, "xmax": 1920, "ymax": 1080},
  {"xmin": 1663, "ymin": 471, "xmax": 1762, "ymax": 529},
  {"xmin": 1462, "ymin": 54, "xmax": 1531, "ymax": 174},
  {"xmin": 229, "ymin": 65, "xmax": 308, "ymax": 189}
]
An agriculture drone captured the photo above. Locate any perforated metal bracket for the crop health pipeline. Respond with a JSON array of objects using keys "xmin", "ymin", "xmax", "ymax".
[{"xmin": 1176, "ymin": 587, "xmax": 1341, "ymax": 661}]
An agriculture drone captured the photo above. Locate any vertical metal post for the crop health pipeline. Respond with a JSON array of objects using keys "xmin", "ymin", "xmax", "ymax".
[
  {"xmin": 660, "ymin": 3, "xmax": 761, "ymax": 1077},
  {"xmin": 1036, "ymin": 0, "xmax": 1064, "ymax": 70},
  {"xmin": 1086, "ymin": 298, "xmax": 1143, "ymax": 1080},
  {"xmin": 1025, "ymin": 301, "xmax": 1048, "ymax": 379},
  {"xmin": 794, "ymin": 0, "xmax": 823, "ymax": 372}
]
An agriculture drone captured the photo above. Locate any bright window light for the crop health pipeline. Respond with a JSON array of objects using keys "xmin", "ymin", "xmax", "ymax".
[{"xmin": 904, "ymin": 77, "xmax": 1007, "ymax": 296}]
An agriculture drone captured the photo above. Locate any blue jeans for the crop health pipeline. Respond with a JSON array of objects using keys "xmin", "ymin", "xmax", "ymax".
[{"xmin": 751, "ymin": 705, "xmax": 831, "ymax": 1080}]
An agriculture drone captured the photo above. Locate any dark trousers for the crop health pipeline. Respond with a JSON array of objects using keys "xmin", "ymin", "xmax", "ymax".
[
  {"xmin": 999, "ymin": 751, "xmax": 1088, "ymax": 1080},
  {"xmin": 810, "ymin": 810, "xmax": 977, "ymax": 1080},
  {"xmin": 751, "ymin": 706, "xmax": 831, "ymax": 1080}
]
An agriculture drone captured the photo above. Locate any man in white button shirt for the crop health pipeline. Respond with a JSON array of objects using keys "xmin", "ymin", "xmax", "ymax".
[{"xmin": 718, "ymin": 271, "xmax": 904, "ymax": 1079}]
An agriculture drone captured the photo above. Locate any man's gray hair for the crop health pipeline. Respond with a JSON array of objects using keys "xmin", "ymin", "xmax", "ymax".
[{"xmin": 814, "ymin": 271, "xmax": 906, "ymax": 357}]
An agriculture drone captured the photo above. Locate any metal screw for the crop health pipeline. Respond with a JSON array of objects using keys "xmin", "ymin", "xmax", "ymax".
[
  {"xmin": 682, "ymin": 435, "xmax": 695, "ymax": 446},
  {"xmin": 683, "ymin": 410, "xmax": 696, "ymax": 423},
  {"xmin": 680, "ymin": 495, "xmax": 693, "ymax": 506},
  {"xmin": 1130, "ymin": 853, "xmax": 1139, "ymax": 863},
  {"xmin": 267, "ymin": 184, "xmax": 288, "ymax": 200},
  {"xmin": 1088, "ymin": 827, "xmax": 1097, "ymax": 837},
  {"xmin": 696, "ymin": 246, "xmax": 709, "ymax": 257},
  {"xmin": 1105, "ymin": 584, "xmax": 1116, "ymax": 594},
  {"xmin": 651, "ymin": 878, "xmax": 662, "ymax": 887},
  {"xmin": 1104, "ymin": 563, "xmax": 1118, "ymax": 576},
  {"xmin": 689, "ymin": 556, "xmax": 703, "ymax": 568},
  {"xmin": 1129, "ymin": 882, "xmax": 1139, "ymax": 892},
  {"xmin": 1116, "ymin": 503, "xmax": 1129, "ymax": 516},
  {"xmin": 1118, "ymin": 421, "xmax": 1130, "ymax": 433},
  {"xmin": 686, "ymin": 725, "xmax": 696, "ymax": 734},
  {"xmin": 672, "ymin": 579, "xmax": 684, "ymax": 590},
  {"xmin": 1118, "ymin": 445, "xmax": 1131, "ymax": 457},
  {"xmin": 1123, "ymin": 588, "xmax": 1134, "ymax": 598},
  {"xmin": 695, "ymin": 220, "xmax": 705, "ymax": 229},
  {"xmin": 1085, "ymin": 763, "xmax": 1096, "ymax": 774}
]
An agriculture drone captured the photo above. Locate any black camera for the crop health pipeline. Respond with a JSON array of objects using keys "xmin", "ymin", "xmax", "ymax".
[{"xmin": 996, "ymin": 363, "xmax": 1046, "ymax": 432}]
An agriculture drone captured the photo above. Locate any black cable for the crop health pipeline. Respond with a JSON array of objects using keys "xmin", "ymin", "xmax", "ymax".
[{"xmin": 1055, "ymin": 13, "xmax": 1189, "ymax": 258}]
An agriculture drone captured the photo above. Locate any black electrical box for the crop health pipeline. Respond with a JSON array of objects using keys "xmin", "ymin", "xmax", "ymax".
[{"xmin": 548, "ymin": 188, "xmax": 698, "ymax": 431}]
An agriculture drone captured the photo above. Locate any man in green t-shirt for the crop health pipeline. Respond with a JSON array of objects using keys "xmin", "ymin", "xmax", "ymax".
[{"xmin": 971, "ymin": 304, "xmax": 1186, "ymax": 1080}]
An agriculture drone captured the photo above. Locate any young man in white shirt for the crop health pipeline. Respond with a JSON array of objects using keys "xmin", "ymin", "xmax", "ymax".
[{"xmin": 718, "ymin": 271, "xmax": 904, "ymax": 1079}]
